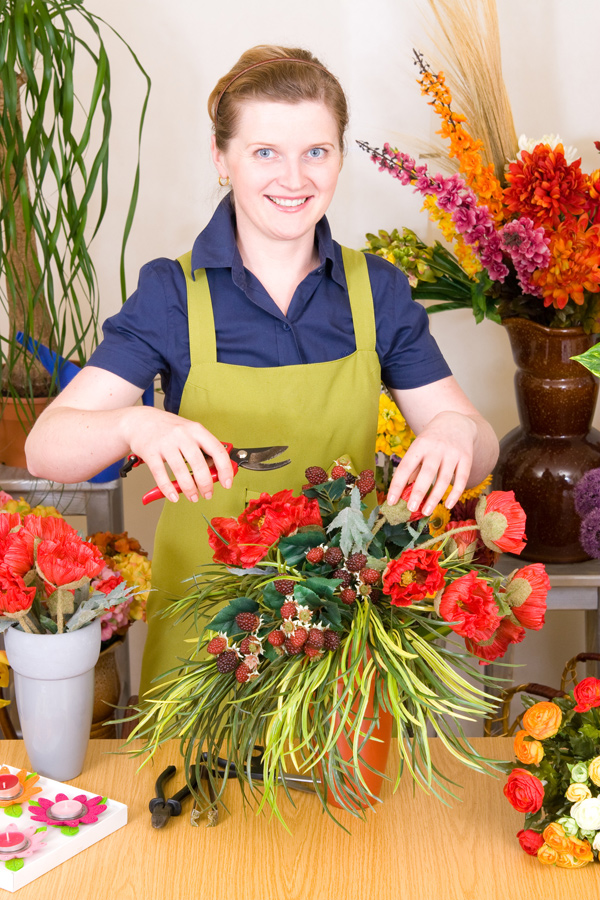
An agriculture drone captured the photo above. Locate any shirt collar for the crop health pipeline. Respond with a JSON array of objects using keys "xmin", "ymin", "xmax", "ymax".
[{"xmin": 190, "ymin": 194, "xmax": 344, "ymax": 287}]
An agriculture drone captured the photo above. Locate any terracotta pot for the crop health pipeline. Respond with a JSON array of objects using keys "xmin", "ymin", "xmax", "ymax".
[
  {"xmin": 0, "ymin": 397, "xmax": 52, "ymax": 468},
  {"xmin": 492, "ymin": 318, "xmax": 600, "ymax": 563},
  {"xmin": 325, "ymin": 663, "xmax": 393, "ymax": 811},
  {"xmin": 91, "ymin": 637, "xmax": 125, "ymax": 739}
]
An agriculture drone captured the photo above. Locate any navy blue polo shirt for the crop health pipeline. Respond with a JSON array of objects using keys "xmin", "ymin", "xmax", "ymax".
[{"xmin": 87, "ymin": 196, "xmax": 451, "ymax": 413}]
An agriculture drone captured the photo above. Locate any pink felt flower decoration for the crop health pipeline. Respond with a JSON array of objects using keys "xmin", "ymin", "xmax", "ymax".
[
  {"xmin": 0, "ymin": 824, "xmax": 46, "ymax": 859},
  {"xmin": 28, "ymin": 793, "xmax": 107, "ymax": 827}
]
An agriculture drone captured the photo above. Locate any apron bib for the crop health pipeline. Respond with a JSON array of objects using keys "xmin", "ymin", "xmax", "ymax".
[{"xmin": 140, "ymin": 247, "xmax": 381, "ymax": 696}]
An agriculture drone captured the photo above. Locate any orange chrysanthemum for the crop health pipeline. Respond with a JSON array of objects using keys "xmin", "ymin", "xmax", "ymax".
[
  {"xmin": 533, "ymin": 217, "xmax": 600, "ymax": 309},
  {"xmin": 504, "ymin": 143, "xmax": 588, "ymax": 229},
  {"xmin": 0, "ymin": 766, "xmax": 42, "ymax": 808}
]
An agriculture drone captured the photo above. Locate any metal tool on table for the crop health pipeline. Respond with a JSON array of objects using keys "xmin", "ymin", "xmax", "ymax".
[
  {"xmin": 197, "ymin": 745, "xmax": 319, "ymax": 796},
  {"xmin": 119, "ymin": 442, "xmax": 290, "ymax": 504},
  {"xmin": 149, "ymin": 765, "xmax": 198, "ymax": 828}
]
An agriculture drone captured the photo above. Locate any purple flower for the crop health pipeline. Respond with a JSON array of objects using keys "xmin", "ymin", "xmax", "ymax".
[
  {"xmin": 574, "ymin": 468, "xmax": 600, "ymax": 517},
  {"xmin": 500, "ymin": 218, "xmax": 551, "ymax": 296},
  {"xmin": 580, "ymin": 508, "xmax": 600, "ymax": 558}
]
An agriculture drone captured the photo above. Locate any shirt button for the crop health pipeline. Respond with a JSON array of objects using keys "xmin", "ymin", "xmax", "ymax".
[{"xmin": 282, "ymin": 323, "xmax": 291, "ymax": 331}]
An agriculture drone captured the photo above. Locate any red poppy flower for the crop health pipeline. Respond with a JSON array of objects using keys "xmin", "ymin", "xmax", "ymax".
[
  {"xmin": 93, "ymin": 574, "xmax": 125, "ymax": 595},
  {"xmin": 36, "ymin": 538, "xmax": 104, "ymax": 590},
  {"xmin": 465, "ymin": 616, "xmax": 526, "ymax": 664},
  {"xmin": 444, "ymin": 519, "xmax": 479, "ymax": 560},
  {"xmin": 22, "ymin": 514, "xmax": 78, "ymax": 541},
  {"xmin": 382, "ymin": 548, "xmax": 445, "ymax": 607},
  {"xmin": 475, "ymin": 491, "xmax": 527, "ymax": 555},
  {"xmin": 573, "ymin": 676, "xmax": 600, "ymax": 713},
  {"xmin": 0, "ymin": 529, "xmax": 35, "ymax": 576},
  {"xmin": 438, "ymin": 571, "xmax": 502, "ymax": 641},
  {"xmin": 0, "ymin": 512, "xmax": 21, "ymax": 544},
  {"xmin": 0, "ymin": 564, "xmax": 36, "ymax": 614},
  {"xmin": 502, "ymin": 563, "xmax": 550, "ymax": 630},
  {"xmin": 503, "ymin": 768, "xmax": 545, "ymax": 814}
]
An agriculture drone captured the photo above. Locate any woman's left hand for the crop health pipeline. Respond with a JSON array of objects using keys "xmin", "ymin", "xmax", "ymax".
[{"xmin": 385, "ymin": 378, "xmax": 499, "ymax": 514}]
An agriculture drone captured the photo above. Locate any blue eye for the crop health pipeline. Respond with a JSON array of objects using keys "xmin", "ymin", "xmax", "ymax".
[
  {"xmin": 308, "ymin": 148, "xmax": 325, "ymax": 159},
  {"xmin": 257, "ymin": 148, "xmax": 274, "ymax": 159}
]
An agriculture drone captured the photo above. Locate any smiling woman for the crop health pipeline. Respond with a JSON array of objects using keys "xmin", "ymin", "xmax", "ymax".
[{"xmin": 24, "ymin": 44, "xmax": 498, "ymax": 695}]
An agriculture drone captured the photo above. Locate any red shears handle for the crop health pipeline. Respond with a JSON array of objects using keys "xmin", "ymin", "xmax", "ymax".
[{"xmin": 141, "ymin": 442, "xmax": 238, "ymax": 505}]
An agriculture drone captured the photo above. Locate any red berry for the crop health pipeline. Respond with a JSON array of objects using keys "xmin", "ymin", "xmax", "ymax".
[
  {"xmin": 235, "ymin": 612, "xmax": 260, "ymax": 632},
  {"xmin": 360, "ymin": 567, "xmax": 380, "ymax": 585},
  {"xmin": 346, "ymin": 552, "xmax": 368, "ymax": 572},
  {"xmin": 344, "ymin": 472, "xmax": 357, "ymax": 486},
  {"xmin": 288, "ymin": 627, "xmax": 308, "ymax": 649},
  {"xmin": 324, "ymin": 546, "xmax": 344, "ymax": 567},
  {"xmin": 357, "ymin": 470, "xmax": 376, "ymax": 497},
  {"xmin": 306, "ymin": 546, "xmax": 325, "ymax": 564},
  {"xmin": 216, "ymin": 650, "xmax": 239, "ymax": 673},
  {"xmin": 306, "ymin": 628, "xmax": 324, "ymax": 649},
  {"xmin": 339, "ymin": 588, "xmax": 357, "ymax": 605},
  {"xmin": 239, "ymin": 635, "xmax": 261, "ymax": 655},
  {"xmin": 284, "ymin": 639, "xmax": 304, "ymax": 656},
  {"xmin": 207, "ymin": 636, "xmax": 227, "ymax": 656},
  {"xmin": 280, "ymin": 601, "xmax": 296, "ymax": 619},
  {"xmin": 332, "ymin": 567, "xmax": 353, "ymax": 587},
  {"xmin": 331, "ymin": 465, "xmax": 347, "ymax": 479},
  {"xmin": 304, "ymin": 646, "xmax": 324, "ymax": 659},
  {"xmin": 323, "ymin": 631, "xmax": 341, "ymax": 651},
  {"xmin": 274, "ymin": 579, "xmax": 295, "ymax": 595},
  {"xmin": 305, "ymin": 465, "xmax": 328, "ymax": 485},
  {"xmin": 235, "ymin": 663, "xmax": 251, "ymax": 683},
  {"xmin": 267, "ymin": 629, "xmax": 285, "ymax": 647}
]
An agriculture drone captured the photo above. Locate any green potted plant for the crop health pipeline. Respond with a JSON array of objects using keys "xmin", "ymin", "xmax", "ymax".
[{"xmin": 0, "ymin": 0, "xmax": 150, "ymax": 465}]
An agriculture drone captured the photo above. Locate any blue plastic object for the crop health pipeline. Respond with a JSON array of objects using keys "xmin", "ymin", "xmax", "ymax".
[{"xmin": 16, "ymin": 332, "xmax": 154, "ymax": 483}]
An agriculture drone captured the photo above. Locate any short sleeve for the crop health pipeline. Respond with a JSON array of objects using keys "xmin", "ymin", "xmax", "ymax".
[
  {"xmin": 86, "ymin": 259, "xmax": 188, "ymax": 406},
  {"xmin": 366, "ymin": 254, "xmax": 452, "ymax": 389}
]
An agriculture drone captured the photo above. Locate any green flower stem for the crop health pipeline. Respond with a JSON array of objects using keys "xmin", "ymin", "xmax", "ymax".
[{"xmin": 418, "ymin": 523, "xmax": 482, "ymax": 551}]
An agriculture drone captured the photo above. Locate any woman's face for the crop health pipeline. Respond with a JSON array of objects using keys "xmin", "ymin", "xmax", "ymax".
[{"xmin": 211, "ymin": 100, "xmax": 342, "ymax": 249}]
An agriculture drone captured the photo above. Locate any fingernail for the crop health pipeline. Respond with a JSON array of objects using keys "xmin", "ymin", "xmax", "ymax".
[
  {"xmin": 423, "ymin": 504, "xmax": 433, "ymax": 516},
  {"xmin": 190, "ymin": 493, "xmax": 199, "ymax": 503},
  {"xmin": 204, "ymin": 491, "xmax": 213, "ymax": 500},
  {"xmin": 387, "ymin": 494, "xmax": 398, "ymax": 506},
  {"xmin": 168, "ymin": 492, "xmax": 179, "ymax": 502},
  {"xmin": 408, "ymin": 501, "xmax": 417, "ymax": 512},
  {"xmin": 224, "ymin": 478, "xmax": 232, "ymax": 489}
]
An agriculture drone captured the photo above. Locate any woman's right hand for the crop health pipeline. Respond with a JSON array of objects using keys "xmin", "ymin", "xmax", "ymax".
[{"xmin": 123, "ymin": 406, "xmax": 234, "ymax": 503}]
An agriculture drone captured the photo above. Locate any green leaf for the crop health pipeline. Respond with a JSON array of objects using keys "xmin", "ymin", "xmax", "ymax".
[
  {"xmin": 572, "ymin": 343, "xmax": 600, "ymax": 377},
  {"xmin": 39, "ymin": 614, "xmax": 58, "ymax": 634},
  {"xmin": 3, "ymin": 804, "xmax": 22, "ymax": 818},
  {"xmin": 293, "ymin": 585, "xmax": 322, "ymax": 609},
  {"xmin": 278, "ymin": 531, "xmax": 324, "ymax": 566},
  {"xmin": 34, "ymin": 827, "xmax": 47, "ymax": 834},
  {"xmin": 5, "ymin": 859, "xmax": 24, "ymax": 872},
  {"xmin": 320, "ymin": 601, "xmax": 342, "ymax": 629},
  {"xmin": 303, "ymin": 577, "xmax": 338, "ymax": 600},
  {"xmin": 261, "ymin": 582, "xmax": 286, "ymax": 612},
  {"xmin": 207, "ymin": 597, "xmax": 258, "ymax": 635},
  {"xmin": 60, "ymin": 825, "xmax": 79, "ymax": 836},
  {"xmin": 326, "ymin": 487, "xmax": 372, "ymax": 555}
]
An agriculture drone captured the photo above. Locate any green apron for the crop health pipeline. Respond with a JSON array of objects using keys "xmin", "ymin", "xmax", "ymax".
[{"xmin": 140, "ymin": 247, "xmax": 381, "ymax": 697}]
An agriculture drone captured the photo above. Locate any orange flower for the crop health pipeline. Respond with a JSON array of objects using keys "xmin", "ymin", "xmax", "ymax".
[
  {"xmin": 514, "ymin": 729, "xmax": 544, "ymax": 766},
  {"xmin": 554, "ymin": 853, "xmax": 591, "ymax": 869},
  {"xmin": 568, "ymin": 837, "xmax": 594, "ymax": 862},
  {"xmin": 502, "ymin": 563, "xmax": 550, "ymax": 631},
  {"xmin": 522, "ymin": 701, "xmax": 562, "ymax": 740},
  {"xmin": 533, "ymin": 218, "xmax": 600, "ymax": 309},
  {"xmin": 475, "ymin": 491, "xmax": 527, "ymax": 555},
  {"xmin": 504, "ymin": 143, "xmax": 588, "ymax": 229},
  {"xmin": 542, "ymin": 822, "xmax": 572, "ymax": 854},
  {"xmin": 0, "ymin": 766, "xmax": 42, "ymax": 808},
  {"xmin": 537, "ymin": 843, "xmax": 558, "ymax": 865}
]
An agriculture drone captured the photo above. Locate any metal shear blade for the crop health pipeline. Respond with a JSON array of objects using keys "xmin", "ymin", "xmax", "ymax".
[{"xmin": 232, "ymin": 445, "xmax": 290, "ymax": 470}]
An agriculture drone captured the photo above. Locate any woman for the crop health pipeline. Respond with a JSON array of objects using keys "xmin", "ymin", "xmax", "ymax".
[{"xmin": 25, "ymin": 45, "xmax": 498, "ymax": 694}]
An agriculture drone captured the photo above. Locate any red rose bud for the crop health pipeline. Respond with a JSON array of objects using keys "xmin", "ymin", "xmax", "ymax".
[
  {"xmin": 517, "ymin": 829, "xmax": 545, "ymax": 856},
  {"xmin": 475, "ymin": 491, "xmax": 527, "ymax": 555},
  {"xmin": 503, "ymin": 768, "xmax": 545, "ymax": 814}
]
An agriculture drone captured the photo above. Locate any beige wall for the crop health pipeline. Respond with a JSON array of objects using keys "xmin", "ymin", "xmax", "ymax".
[{"xmin": 56, "ymin": 1, "xmax": 598, "ymax": 695}]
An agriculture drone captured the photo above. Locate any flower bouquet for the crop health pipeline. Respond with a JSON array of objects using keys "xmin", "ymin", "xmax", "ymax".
[
  {"xmin": 503, "ymin": 680, "xmax": 600, "ymax": 869},
  {"xmin": 87, "ymin": 531, "xmax": 151, "ymax": 645},
  {"xmin": 0, "ymin": 511, "xmax": 132, "ymax": 635},
  {"xmin": 128, "ymin": 458, "xmax": 549, "ymax": 826}
]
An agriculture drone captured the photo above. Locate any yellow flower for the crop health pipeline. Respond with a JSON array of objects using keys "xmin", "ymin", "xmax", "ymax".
[
  {"xmin": 110, "ymin": 551, "xmax": 152, "ymax": 622},
  {"xmin": 588, "ymin": 755, "xmax": 600, "ymax": 786},
  {"xmin": 537, "ymin": 843, "xmax": 558, "ymax": 865},
  {"xmin": 554, "ymin": 853, "xmax": 591, "ymax": 869},
  {"xmin": 0, "ymin": 653, "xmax": 9, "ymax": 710},
  {"xmin": 376, "ymin": 393, "xmax": 415, "ymax": 458},
  {"xmin": 458, "ymin": 475, "xmax": 492, "ymax": 501},
  {"xmin": 428, "ymin": 504, "xmax": 451, "ymax": 537},
  {"xmin": 565, "ymin": 782, "xmax": 592, "ymax": 802}
]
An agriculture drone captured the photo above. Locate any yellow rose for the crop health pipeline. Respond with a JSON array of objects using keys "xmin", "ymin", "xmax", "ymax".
[
  {"xmin": 537, "ymin": 843, "xmax": 558, "ymax": 865},
  {"xmin": 542, "ymin": 822, "xmax": 571, "ymax": 853},
  {"xmin": 555, "ymin": 853, "xmax": 591, "ymax": 869},
  {"xmin": 588, "ymin": 756, "xmax": 600, "ymax": 787},
  {"xmin": 522, "ymin": 701, "xmax": 562, "ymax": 740},
  {"xmin": 566, "ymin": 782, "xmax": 592, "ymax": 802},
  {"xmin": 514, "ymin": 730, "xmax": 544, "ymax": 766}
]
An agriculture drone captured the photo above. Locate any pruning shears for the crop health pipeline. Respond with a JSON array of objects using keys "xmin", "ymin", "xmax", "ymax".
[
  {"xmin": 197, "ymin": 745, "xmax": 319, "ymax": 795},
  {"xmin": 119, "ymin": 442, "xmax": 290, "ymax": 504}
]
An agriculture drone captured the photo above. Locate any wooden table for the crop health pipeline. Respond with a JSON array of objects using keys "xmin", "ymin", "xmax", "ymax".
[{"xmin": 0, "ymin": 738, "xmax": 595, "ymax": 899}]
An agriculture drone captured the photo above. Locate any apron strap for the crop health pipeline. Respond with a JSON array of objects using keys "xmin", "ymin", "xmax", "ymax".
[
  {"xmin": 340, "ymin": 246, "xmax": 376, "ymax": 352},
  {"xmin": 177, "ymin": 250, "xmax": 217, "ymax": 365},
  {"xmin": 178, "ymin": 245, "xmax": 376, "ymax": 365}
]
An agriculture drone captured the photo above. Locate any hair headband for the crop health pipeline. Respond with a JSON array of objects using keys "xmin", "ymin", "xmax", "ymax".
[{"xmin": 214, "ymin": 57, "xmax": 341, "ymax": 120}]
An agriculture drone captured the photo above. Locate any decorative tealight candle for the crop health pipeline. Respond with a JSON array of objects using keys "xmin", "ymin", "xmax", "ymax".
[
  {"xmin": 47, "ymin": 799, "xmax": 86, "ymax": 820},
  {"xmin": 0, "ymin": 831, "xmax": 28, "ymax": 853},
  {"xmin": 0, "ymin": 774, "xmax": 22, "ymax": 801}
]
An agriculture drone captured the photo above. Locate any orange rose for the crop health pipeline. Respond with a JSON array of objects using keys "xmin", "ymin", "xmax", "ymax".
[
  {"xmin": 514, "ymin": 729, "xmax": 544, "ymax": 765},
  {"xmin": 537, "ymin": 843, "xmax": 558, "ymax": 865},
  {"xmin": 542, "ymin": 822, "xmax": 571, "ymax": 853},
  {"xmin": 569, "ymin": 837, "xmax": 594, "ymax": 862},
  {"xmin": 555, "ymin": 853, "xmax": 591, "ymax": 869},
  {"xmin": 522, "ymin": 701, "xmax": 562, "ymax": 740}
]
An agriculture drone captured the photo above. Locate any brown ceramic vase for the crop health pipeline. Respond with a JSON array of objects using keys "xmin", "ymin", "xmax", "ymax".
[{"xmin": 492, "ymin": 318, "xmax": 600, "ymax": 563}]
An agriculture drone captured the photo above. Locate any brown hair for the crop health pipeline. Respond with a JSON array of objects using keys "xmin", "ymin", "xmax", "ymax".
[{"xmin": 208, "ymin": 45, "xmax": 349, "ymax": 151}]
